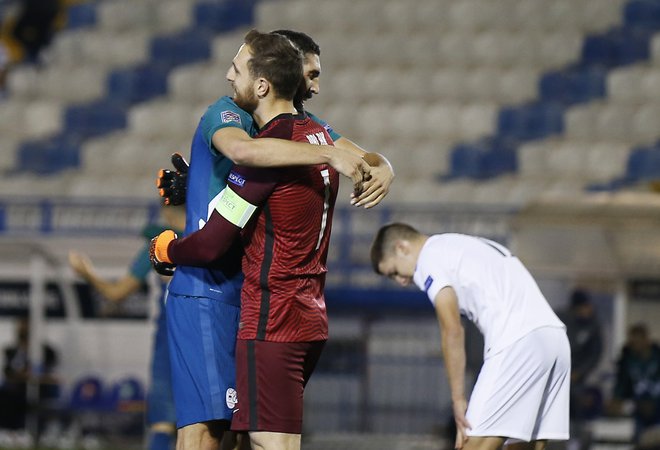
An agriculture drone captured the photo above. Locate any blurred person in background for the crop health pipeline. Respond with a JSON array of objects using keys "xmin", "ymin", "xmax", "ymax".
[
  {"xmin": 562, "ymin": 289, "xmax": 604, "ymax": 413},
  {"xmin": 68, "ymin": 202, "xmax": 185, "ymax": 450},
  {"xmin": 609, "ymin": 323, "xmax": 660, "ymax": 445},
  {"xmin": 370, "ymin": 223, "xmax": 570, "ymax": 450},
  {"xmin": 10, "ymin": 0, "xmax": 61, "ymax": 62},
  {"xmin": 0, "ymin": 316, "xmax": 60, "ymax": 442}
]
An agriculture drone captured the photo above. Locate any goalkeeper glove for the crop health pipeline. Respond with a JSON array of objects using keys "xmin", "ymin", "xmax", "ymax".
[
  {"xmin": 156, "ymin": 153, "xmax": 189, "ymax": 205},
  {"xmin": 149, "ymin": 230, "xmax": 177, "ymax": 276}
]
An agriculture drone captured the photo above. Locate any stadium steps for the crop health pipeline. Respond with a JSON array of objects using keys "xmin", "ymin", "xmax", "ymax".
[{"xmin": 444, "ymin": 0, "xmax": 660, "ymax": 186}]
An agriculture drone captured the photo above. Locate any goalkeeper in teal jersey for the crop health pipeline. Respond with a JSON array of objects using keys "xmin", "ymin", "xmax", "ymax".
[{"xmin": 158, "ymin": 30, "xmax": 395, "ymax": 450}]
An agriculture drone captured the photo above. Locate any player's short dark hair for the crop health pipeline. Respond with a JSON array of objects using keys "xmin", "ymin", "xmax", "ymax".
[
  {"xmin": 271, "ymin": 29, "xmax": 320, "ymax": 56},
  {"xmin": 370, "ymin": 222, "xmax": 420, "ymax": 274},
  {"xmin": 244, "ymin": 29, "xmax": 303, "ymax": 101}
]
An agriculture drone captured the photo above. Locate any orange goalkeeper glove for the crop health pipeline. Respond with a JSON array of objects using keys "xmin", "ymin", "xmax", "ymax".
[{"xmin": 149, "ymin": 230, "xmax": 177, "ymax": 276}]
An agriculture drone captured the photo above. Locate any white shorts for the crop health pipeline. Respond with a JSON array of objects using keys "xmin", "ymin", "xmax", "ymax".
[{"xmin": 466, "ymin": 326, "xmax": 570, "ymax": 442}]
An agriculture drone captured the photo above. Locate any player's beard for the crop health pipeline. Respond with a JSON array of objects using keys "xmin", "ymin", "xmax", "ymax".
[
  {"xmin": 293, "ymin": 84, "xmax": 312, "ymax": 111},
  {"xmin": 234, "ymin": 87, "xmax": 259, "ymax": 114}
]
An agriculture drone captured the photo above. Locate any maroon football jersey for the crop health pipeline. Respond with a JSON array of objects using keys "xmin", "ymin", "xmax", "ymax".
[{"xmin": 235, "ymin": 113, "xmax": 338, "ymax": 342}]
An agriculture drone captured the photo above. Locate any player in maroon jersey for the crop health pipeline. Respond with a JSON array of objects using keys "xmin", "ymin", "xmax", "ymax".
[{"xmin": 150, "ymin": 30, "xmax": 339, "ymax": 450}]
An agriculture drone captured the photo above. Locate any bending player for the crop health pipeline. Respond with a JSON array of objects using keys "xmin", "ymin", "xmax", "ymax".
[
  {"xmin": 370, "ymin": 223, "xmax": 570, "ymax": 450},
  {"xmin": 151, "ymin": 30, "xmax": 345, "ymax": 450}
]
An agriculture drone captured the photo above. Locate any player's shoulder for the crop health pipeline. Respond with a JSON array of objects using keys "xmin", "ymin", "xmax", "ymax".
[{"xmin": 204, "ymin": 96, "xmax": 252, "ymax": 125}]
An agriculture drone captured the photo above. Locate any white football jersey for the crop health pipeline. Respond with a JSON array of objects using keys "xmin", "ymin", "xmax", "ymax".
[{"xmin": 413, "ymin": 233, "xmax": 565, "ymax": 358}]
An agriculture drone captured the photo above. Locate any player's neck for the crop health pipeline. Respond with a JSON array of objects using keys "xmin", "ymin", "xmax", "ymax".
[{"xmin": 252, "ymin": 98, "xmax": 298, "ymax": 128}]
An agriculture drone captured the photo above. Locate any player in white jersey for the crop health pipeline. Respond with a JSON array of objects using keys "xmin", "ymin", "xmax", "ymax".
[{"xmin": 370, "ymin": 223, "xmax": 570, "ymax": 450}]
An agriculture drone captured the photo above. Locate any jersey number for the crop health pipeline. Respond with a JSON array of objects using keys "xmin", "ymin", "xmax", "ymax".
[{"xmin": 315, "ymin": 169, "xmax": 331, "ymax": 250}]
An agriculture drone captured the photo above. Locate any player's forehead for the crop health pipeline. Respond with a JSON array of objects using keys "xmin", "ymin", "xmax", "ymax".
[
  {"xmin": 232, "ymin": 44, "xmax": 251, "ymax": 68},
  {"xmin": 303, "ymin": 53, "xmax": 321, "ymax": 74}
]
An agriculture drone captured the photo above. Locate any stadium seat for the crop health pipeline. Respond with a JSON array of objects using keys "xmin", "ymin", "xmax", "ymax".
[
  {"xmin": 194, "ymin": 0, "xmax": 254, "ymax": 33},
  {"xmin": 624, "ymin": 0, "xmax": 660, "ymax": 31},
  {"xmin": 17, "ymin": 134, "xmax": 81, "ymax": 174},
  {"xmin": 65, "ymin": 2, "xmax": 97, "ymax": 29},
  {"xmin": 64, "ymin": 100, "xmax": 127, "ymax": 139},
  {"xmin": 497, "ymin": 102, "xmax": 564, "ymax": 141},
  {"xmin": 128, "ymin": 100, "xmax": 205, "ymax": 139},
  {"xmin": 150, "ymin": 29, "xmax": 212, "ymax": 69},
  {"xmin": 107, "ymin": 63, "xmax": 169, "ymax": 104}
]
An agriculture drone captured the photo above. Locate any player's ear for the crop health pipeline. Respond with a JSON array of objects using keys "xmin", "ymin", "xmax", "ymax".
[
  {"xmin": 255, "ymin": 78, "xmax": 269, "ymax": 98},
  {"xmin": 394, "ymin": 239, "xmax": 409, "ymax": 257}
]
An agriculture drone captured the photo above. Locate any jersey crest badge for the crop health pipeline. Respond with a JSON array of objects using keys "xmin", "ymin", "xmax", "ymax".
[
  {"xmin": 226, "ymin": 388, "xmax": 238, "ymax": 409},
  {"xmin": 221, "ymin": 110, "xmax": 241, "ymax": 124}
]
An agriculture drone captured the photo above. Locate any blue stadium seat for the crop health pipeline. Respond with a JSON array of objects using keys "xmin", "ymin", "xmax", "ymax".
[
  {"xmin": 65, "ymin": 2, "xmax": 97, "ymax": 29},
  {"xmin": 17, "ymin": 134, "xmax": 81, "ymax": 174},
  {"xmin": 624, "ymin": 0, "xmax": 660, "ymax": 31},
  {"xmin": 150, "ymin": 29, "xmax": 212, "ymax": 68},
  {"xmin": 107, "ymin": 63, "xmax": 169, "ymax": 104},
  {"xmin": 69, "ymin": 375, "xmax": 106, "ymax": 411},
  {"xmin": 448, "ymin": 143, "xmax": 485, "ymax": 179},
  {"xmin": 482, "ymin": 138, "xmax": 518, "ymax": 177},
  {"xmin": 447, "ymin": 138, "xmax": 517, "ymax": 179},
  {"xmin": 540, "ymin": 68, "xmax": 606, "ymax": 105},
  {"xmin": 581, "ymin": 29, "xmax": 650, "ymax": 68},
  {"xmin": 64, "ymin": 100, "xmax": 127, "ymax": 138},
  {"xmin": 105, "ymin": 377, "xmax": 145, "ymax": 413},
  {"xmin": 497, "ymin": 102, "xmax": 564, "ymax": 141},
  {"xmin": 626, "ymin": 145, "xmax": 660, "ymax": 180},
  {"xmin": 195, "ymin": 0, "xmax": 255, "ymax": 33}
]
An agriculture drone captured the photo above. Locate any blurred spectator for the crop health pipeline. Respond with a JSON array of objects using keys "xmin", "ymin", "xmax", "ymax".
[
  {"xmin": 0, "ymin": 317, "xmax": 60, "ymax": 431},
  {"xmin": 10, "ymin": 0, "xmax": 61, "ymax": 62},
  {"xmin": 69, "ymin": 202, "xmax": 185, "ymax": 450},
  {"xmin": 562, "ymin": 289, "xmax": 604, "ymax": 413},
  {"xmin": 609, "ymin": 323, "xmax": 660, "ymax": 444}
]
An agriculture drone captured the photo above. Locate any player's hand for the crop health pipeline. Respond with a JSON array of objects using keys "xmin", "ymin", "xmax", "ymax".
[
  {"xmin": 327, "ymin": 147, "xmax": 370, "ymax": 196},
  {"xmin": 68, "ymin": 251, "xmax": 93, "ymax": 278},
  {"xmin": 156, "ymin": 153, "xmax": 189, "ymax": 205},
  {"xmin": 149, "ymin": 230, "xmax": 177, "ymax": 276},
  {"xmin": 350, "ymin": 152, "xmax": 394, "ymax": 209},
  {"xmin": 452, "ymin": 398, "xmax": 471, "ymax": 450}
]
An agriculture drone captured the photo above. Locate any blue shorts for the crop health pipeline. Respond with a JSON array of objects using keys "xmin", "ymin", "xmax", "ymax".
[
  {"xmin": 146, "ymin": 297, "xmax": 176, "ymax": 425},
  {"xmin": 165, "ymin": 292, "xmax": 240, "ymax": 428}
]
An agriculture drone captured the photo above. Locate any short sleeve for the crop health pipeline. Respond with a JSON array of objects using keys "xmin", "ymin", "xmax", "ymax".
[
  {"xmin": 307, "ymin": 111, "xmax": 342, "ymax": 142},
  {"xmin": 200, "ymin": 96, "xmax": 255, "ymax": 151},
  {"xmin": 413, "ymin": 242, "xmax": 452, "ymax": 304}
]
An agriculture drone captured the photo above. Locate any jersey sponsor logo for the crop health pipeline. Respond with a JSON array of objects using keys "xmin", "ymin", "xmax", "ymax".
[
  {"xmin": 228, "ymin": 171, "xmax": 246, "ymax": 187},
  {"xmin": 424, "ymin": 275, "xmax": 433, "ymax": 292},
  {"xmin": 220, "ymin": 110, "xmax": 242, "ymax": 124},
  {"xmin": 226, "ymin": 387, "xmax": 238, "ymax": 409},
  {"xmin": 306, "ymin": 132, "xmax": 328, "ymax": 146}
]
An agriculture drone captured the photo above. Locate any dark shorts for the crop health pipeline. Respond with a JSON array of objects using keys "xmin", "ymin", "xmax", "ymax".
[{"xmin": 231, "ymin": 339, "xmax": 326, "ymax": 434}]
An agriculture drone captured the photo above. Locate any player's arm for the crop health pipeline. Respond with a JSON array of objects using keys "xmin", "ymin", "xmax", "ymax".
[
  {"xmin": 68, "ymin": 251, "xmax": 142, "ymax": 302},
  {"xmin": 213, "ymin": 127, "xmax": 368, "ymax": 189},
  {"xmin": 152, "ymin": 166, "xmax": 276, "ymax": 267},
  {"xmin": 334, "ymin": 137, "xmax": 395, "ymax": 209},
  {"xmin": 434, "ymin": 286, "xmax": 471, "ymax": 450}
]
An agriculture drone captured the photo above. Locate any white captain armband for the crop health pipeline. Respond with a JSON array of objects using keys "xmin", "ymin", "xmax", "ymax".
[{"xmin": 215, "ymin": 187, "xmax": 257, "ymax": 228}]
